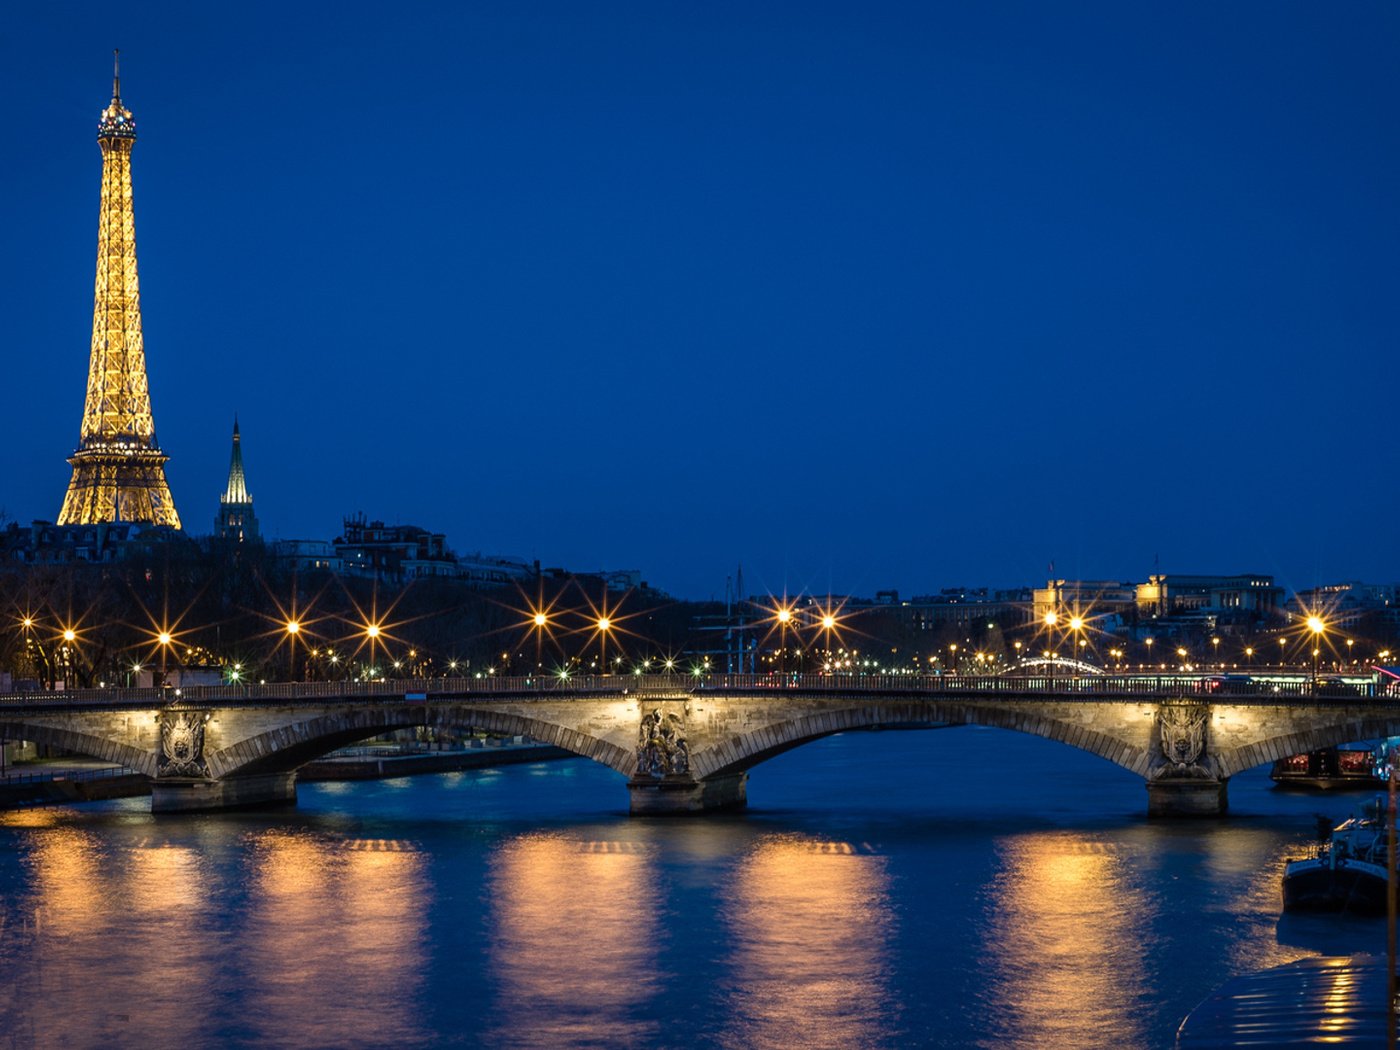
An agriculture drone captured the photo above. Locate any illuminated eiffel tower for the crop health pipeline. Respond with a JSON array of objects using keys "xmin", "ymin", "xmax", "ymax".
[{"xmin": 57, "ymin": 53, "xmax": 181, "ymax": 528}]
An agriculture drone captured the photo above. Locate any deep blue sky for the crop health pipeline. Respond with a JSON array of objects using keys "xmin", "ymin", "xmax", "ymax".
[{"xmin": 4, "ymin": 3, "xmax": 1397, "ymax": 599}]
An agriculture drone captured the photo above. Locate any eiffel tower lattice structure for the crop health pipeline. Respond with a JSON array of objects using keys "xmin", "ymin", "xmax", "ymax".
[{"xmin": 57, "ymin": 52, "xmax": 181, "ymax": 529}]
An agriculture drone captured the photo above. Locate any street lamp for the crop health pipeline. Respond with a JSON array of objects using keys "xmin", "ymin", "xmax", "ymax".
[
  {"xmin": 1211, "ymin": 636, "xmax": 1220, "ymax": 668},
  {"xmin": 1068, "ymin": 616, "xmax": 1084, "ymax": 675},
  {"xmin": 285, "ymin": 620, "xmax": 301, "ymax": 681},
  {"xmin": 775, "ymin": 606, "xmax": 793, "ymax": 674},
  {"xmin": 1145, "ymin": 636, "xmax": 1154, "ymax": 668},
  {"xmin": 1307, "ymin": 616, "xmax": 1325, "ymax": 688},
  {"xmin": 596, "ymin": 616, "xmax": 611, "ymax": 676},
  {"xmin": 156, "ymin": 631, "xmax": 173, "ymax": 688},
  {"xmin": 1044, "ymin": 611, "xmax": 1059, "ymax": 677},
  {"xmin": 819, "ymin": 613, "xmax": 837, "ymax": 669}
]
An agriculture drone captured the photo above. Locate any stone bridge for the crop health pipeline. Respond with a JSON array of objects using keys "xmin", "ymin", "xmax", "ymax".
[{"xmin": 0, "ymin": 673, "xmax": 1394, "ymax": 816}]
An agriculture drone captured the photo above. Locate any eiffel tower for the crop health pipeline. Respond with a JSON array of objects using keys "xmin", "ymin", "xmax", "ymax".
[{"xmin": 57, "ymin": 53, "xmax": 181, "ymax": 528}]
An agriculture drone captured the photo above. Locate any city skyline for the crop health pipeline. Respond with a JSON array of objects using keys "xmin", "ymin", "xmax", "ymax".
[{"xmin": 3, "ymin": 5, "xmax": 1397, "ymax": 600}]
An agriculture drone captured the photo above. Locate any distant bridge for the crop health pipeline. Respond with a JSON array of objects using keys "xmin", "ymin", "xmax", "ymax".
[{"xmin": 1, "ymin": 673, "xmax": 1393, "ymax": 817}]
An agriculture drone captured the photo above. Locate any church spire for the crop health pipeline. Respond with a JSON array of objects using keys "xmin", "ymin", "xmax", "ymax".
[
  {"xmin": 216, "ymin": 415, "xmax": 259, "ymax": 542},
  {"xmin": 222, "ymin": 415, "xmax": 250, "ymax": 503}
]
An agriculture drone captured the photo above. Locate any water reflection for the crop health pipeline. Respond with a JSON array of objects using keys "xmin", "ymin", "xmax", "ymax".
[
  {"xmin": 0, "ymin": 824, "xmax": 215, "ymax": 1047},
  {"xmin": 242, "ymin": 831, "xmax": 429, "ymax": 1049},
  {"xmin": 720, "ymin": 834, "xmax": 897, "ymax": 1050},
  {"xmin": 978, "ymin": 833, "xmax": 1152, "ymax": 1050},
  {"xmin": 486, "ymin": 833, "xmax": 662, "ymax": 1049}
]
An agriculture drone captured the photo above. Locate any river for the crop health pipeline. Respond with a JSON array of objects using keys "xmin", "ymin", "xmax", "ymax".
[{"xmin": 0, "ymin": 727, "xmax": 1379, "ymax": 1049}]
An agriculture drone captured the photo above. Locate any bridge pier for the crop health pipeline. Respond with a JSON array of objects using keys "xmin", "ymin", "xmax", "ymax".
[
  {"xmin": 627, "ymin": 772, "xmax": 747, "ymax": 815},
  {"xmin": 151, "ymin": 772, "xmax": 298, "ymax": 814},
  {"xmin": 1146, "ymin": 777, "xmax": 1228, "ymax": 817}
]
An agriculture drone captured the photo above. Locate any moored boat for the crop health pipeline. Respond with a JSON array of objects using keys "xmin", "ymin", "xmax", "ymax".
[
  {"xmin": 1282, "ymin": 797, "xmax": 1391, "ymax": 914},
  {"xmin": 1270, "ymin": 743, "xmax": 1382, "ymax": 790}
]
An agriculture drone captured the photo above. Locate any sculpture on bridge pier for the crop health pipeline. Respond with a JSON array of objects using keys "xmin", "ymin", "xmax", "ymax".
[
  {"xmin": 157, "ymin": 711, "xmax": 209, "ymax": 778},
  {"xmin": 1147, "ymin": 701, "xmax": 1227, "ymax": 816},
  {"xmin": 1152, "ymin": 702, "xmax": 1217, "ymax": 779},
  {"xmin": 635, "ymin": 709, "xmax": 689, "ymax": 777}
]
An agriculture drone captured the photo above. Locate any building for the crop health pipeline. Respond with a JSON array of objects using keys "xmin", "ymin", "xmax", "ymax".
[
  {"xmin": 1033, "ymin": 580, "xmax": 1139, "ymax": 624},
  {"xmin": 1291, "ymin": 582, "xmax": 1400, "ymax": 630},
  {"xmin": 214, "ymin": 418, "xmax": 259, "ymax": 543},
  {"xmin": 270, "ymin": 539, "xmax": 342, "ymax": 574},
  {"xmin": 0, "ymin": 520, "xmax": 171, "ymax": 565},
  {"xmin": 331, "ymin": 514, "xmax": 534, "ymax": 585},
  {"xmin": 1136, "ymin": 574, "xmax": 1282, "ymax": 620},
  {"xmin": 886, "ymin": 588, "xmax": 1033, "ymax": 629},
  {"xmin": 57, "ymin": 56, "xmax": 181, "ymax": 529},
  {"xmin": 334, "ymin": 515, "xmax": 453, "ymax": 581}
]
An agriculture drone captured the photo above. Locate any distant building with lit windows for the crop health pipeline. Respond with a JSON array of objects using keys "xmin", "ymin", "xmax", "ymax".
[
  {"xmin": 1136, "ymin": 574, "xmax": 1281, "ymax": 619},
  {"xmin": 331, "ymin": 514, "xmax": 534, "ymax": 585}
]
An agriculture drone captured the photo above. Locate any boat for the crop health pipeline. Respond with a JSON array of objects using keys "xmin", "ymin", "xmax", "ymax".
[
  {"xmin": 1270, "ymin": 742, "xmax": 1384, "ymax": 790},
  {"xmin": 1282, "ymin": 797, "xmax": 1392, "ymax": 914}
]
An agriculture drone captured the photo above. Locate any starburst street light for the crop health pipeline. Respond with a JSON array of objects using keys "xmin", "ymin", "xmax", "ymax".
[
  {"xmin": 1307, "ymin": 615, "xmax": 1325, "ymax": 686},
  {"xmin": 154, "ymin": 629, "xmax": 175, "ymax": 686}
]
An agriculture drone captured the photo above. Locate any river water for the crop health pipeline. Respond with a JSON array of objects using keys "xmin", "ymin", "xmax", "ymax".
[{"xmin": 0, "ymin": 727, "xmax": 1381, "ymax": 1049}]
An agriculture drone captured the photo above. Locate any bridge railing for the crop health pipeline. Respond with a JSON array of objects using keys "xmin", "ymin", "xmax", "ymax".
[{"xmin": 0, "ymin": 671, "xmax": 1385, "ymax": 707}]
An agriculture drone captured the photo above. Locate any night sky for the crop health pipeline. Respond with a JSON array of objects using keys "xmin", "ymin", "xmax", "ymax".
[{"xmin": 4, "ymin": 4, "xmax": 1396, "ymax": 600}]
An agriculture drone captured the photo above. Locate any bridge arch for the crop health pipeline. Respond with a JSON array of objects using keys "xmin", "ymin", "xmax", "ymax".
[
  {"xmin": 692, "ymin": 701, "xmax": 1149, "ymax": 781},
  {"xmin": 0, "ymin": 718, "xmax": 158, "ymax": 778},
  {"xmin": 1216, "ymin": 716, "xmax": 1400, "ymax": 779},
  {"xmin": 1003, "ymin": 657, "xmax": 1105, "ymax": 676},
  {"xmin": 205, "ymin": 705, "xmax": 634, "ymax": 780}
]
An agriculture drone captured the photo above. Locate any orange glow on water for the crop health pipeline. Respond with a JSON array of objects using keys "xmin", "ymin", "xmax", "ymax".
[
  {"xmin": 979, "ymin": 833, "xmax": 1151, "ymax": 1048},
  {"xmin": 721, "ymin": 834, "xmax": 897, "ymax": 1049},
  {"xmin": 486, "ymin": 833, "xmax": 661, "ymax": 1048}
]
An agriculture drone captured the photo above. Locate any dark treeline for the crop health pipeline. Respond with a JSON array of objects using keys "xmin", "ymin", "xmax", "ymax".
[
  {"xmin": 3, "ymin": 542, "xmax": 1397, "ymax": 687},
  {"xmin": 0, "ymin": 539, "xmax": 724, "ymax": 687}
]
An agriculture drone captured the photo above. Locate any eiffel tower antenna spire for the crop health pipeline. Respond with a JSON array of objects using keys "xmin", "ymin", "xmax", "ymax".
[
  {"xmin": 57, "ymin": 57, "xmax": 180, "ymax": 528},
  {"xmin": 113, "ymin": 48, "xmax": 120, "ymax": 100}
]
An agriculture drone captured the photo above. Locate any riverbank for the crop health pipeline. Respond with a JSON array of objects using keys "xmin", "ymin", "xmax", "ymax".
[
  {"xmin": 0, "ymin": 743, "xmax": 574, "ymax": 807},
  {"xmin": 0, "ymin": 765, "xmax": 149, "ymax": 807},
  {"xmin": 298, "ymin": 744, "xmax": 574, "ymax": 781}
]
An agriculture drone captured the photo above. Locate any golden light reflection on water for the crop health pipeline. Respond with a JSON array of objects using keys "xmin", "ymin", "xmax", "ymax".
[
  {"xmin": 243, "ymin": 831, "xmax": 429, "ymax": 1049},
  {"xmin": 978, "ymin": 833, "xmax": 1151, "ymax": 1050},
  {"xmin": 487, "ymin": 834, "xmax": 662, "ymax": 1049},
  {"xmin": 0, "ymin": 828, "xmax": 214, "ymax": 1047},
  {"xmin": 720, "ymin": 834, "xmax": 896, "ymax": 1050}
]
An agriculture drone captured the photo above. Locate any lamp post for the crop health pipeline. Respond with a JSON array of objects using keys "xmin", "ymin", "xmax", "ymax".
[
  {"xmin": 1211, "ymin": 636, "xmax": 1220, "ymax": 668},
  {"xmin": 1043, "ymin": 611, "xmax": 1060, "ymax": 679},
  {"xmin": 285, "ymin": 620, "xmax": 300, "ymax": 681},
  {"xmin": 775, "ymin": 606, "xmax": 793, "ymax": 675},
  {"xmin": 596, "ymin": 616, "xmax": 611, "ymax": 678},
  {"xmin": 1068, "ymin": 616, "xmax": 1084, "ymax": 676},
  {"xmin": 156, "ymin": 631, "xmax": 173, "ymax": 689},
  {"xmin": 1144, "ymin": 636, "xmax": 1154, "ymax": 669},
  {"xmin": 1307, "ymin": 616, "xmax": 1325, "ymax": 689},
  {"xmin": 60, "ymin": 627, "xmax": 77, "ymax": 689},
  {"xmin": 820, "ymin": 614, "xmax": 837, "ymax": 670}
]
